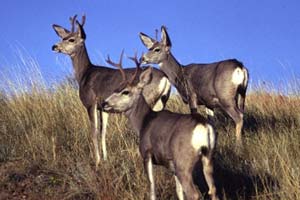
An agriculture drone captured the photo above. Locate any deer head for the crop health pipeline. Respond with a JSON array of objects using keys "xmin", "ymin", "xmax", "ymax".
[
  {"xmin": 139, "ymin": 26, "xmax": 172, "ymax": 65},
  {"xmin": 52, "ymin": 15, "xmax": 86, "ymax": 56},
  {"xmin": 103, "ymin": 52, "xmax": 152, "ymax": 113}
]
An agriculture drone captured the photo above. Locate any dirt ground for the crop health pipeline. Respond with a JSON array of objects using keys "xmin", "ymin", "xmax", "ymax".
[{"xmin": 0, "ymin": 160, "xmax": 66, "ymax": 200}]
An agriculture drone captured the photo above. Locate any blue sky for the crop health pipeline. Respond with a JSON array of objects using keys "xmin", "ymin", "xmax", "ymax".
[{"xmin": 0, "ymin": 0, "xmax": 299, "ymax": 93}]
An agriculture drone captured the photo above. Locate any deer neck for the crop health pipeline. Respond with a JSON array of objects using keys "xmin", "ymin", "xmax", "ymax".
[
  {"xmin": 70, "ymin": 44, "xmax": 92, "ymax": 83},
  {"xmin": 126, "ymin": 94, "xmax": 152, "ymax": 136},
  {"xmin": 160, "ymin": 53, "xmax": 189, "ymax": 101}
]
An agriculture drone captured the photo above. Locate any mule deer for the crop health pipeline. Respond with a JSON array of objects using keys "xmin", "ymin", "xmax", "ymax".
[
  {"xmin": 52, "ymin": 15, "xmax": 171, "ymax": 169},
  {"xmin": 102, "ymin": 56, "xmax": 219, "ymax": 200},
  {"xmin": 139, "ymin": 26, "xmax": 249, "ymax": 145}
]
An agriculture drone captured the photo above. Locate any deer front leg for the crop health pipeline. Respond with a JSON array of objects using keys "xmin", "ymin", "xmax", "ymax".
[
  {"xmin": 88, "ymin": 105, "xmax": 101, "ymax": 170},
  {"xmin": 185, "ymin": 78, "xmax": 198, "ymax": 114},
  {"xmin": 101, "ymin": 111, "xmax": 109, "ymax": 161},
  {"xmin": 144, "ymin": 154, "xmax": 156, "ymax": 200},
  {"xmin": 188, "ymin": 91, "xmax": 198, "ymax": 114},
  {"xmin": 174, "ymin": 175, "xmax": 184, "ymax": 200}
]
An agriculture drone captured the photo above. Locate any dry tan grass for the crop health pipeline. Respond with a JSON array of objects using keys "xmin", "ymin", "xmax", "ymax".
[{"xmin": 0, "ymin": 62, "xmax": 299, "ymax": 200}]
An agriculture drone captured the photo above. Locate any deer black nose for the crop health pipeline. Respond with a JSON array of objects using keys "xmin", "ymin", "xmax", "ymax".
[
  {"xmin": 52, "ymin": 45, "xmax": 57, "ymax": 51},
  {"xmin": 140, "ymin": 56, "xmax": 146, "ymax": 64},
  {"xmin": 102, "ymin": 101, "xmax": 109, "ymax": 110}
]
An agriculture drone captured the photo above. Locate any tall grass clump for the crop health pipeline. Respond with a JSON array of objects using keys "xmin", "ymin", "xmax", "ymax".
[{"xmin": 0, "ymin": 54, "xmax": 299, "ymax": 199}]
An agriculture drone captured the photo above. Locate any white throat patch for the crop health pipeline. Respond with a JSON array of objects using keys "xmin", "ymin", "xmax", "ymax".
[{"xmin": 152, "ymin": 77, "xmax": 171, "ymax": 111}]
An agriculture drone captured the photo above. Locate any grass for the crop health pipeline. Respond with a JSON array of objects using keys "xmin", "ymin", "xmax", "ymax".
[{"xmin": 0, "ymin": 61, "xmax": 299, "ymax": 200}]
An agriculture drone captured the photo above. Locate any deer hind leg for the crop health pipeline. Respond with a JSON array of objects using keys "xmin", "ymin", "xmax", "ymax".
[
  {"xmin": 175, "ymin": 160, "xmax": 200, "ymax": 200},
  {"xmin": 169, "ymin": 161, "xmax": 184, "ymax": 200},
  {"xmin": 237, "ymin": 84, "xmax": 247, "ymax": 113},
  {"xmin": 201, "ymin": 154, "xmax": 219, "ymax": 200},
  {"xmin": 237, "ymin": 67, "xmax": 248, "ymax": 113},
  {"xmin": 88, "ymin": 105, "xmax": 101, "ymax": 169},
  {"xmin": 238, "ymin": 92, "xmax": 246, "ymax": 113},
  {"xmin": 100, "ymin": 111, "xmax": 109, "ymax": 161},
  {"xmin": 176, "ymin": 171, "xmax": 199, "ymax": 200},
  {"xmin": 224, "ymin": 105, "xmax": 243, "ymax": 145}
]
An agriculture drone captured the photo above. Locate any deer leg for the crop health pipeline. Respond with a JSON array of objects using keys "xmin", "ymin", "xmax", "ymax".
[
  {"xmin": 189, "ymin": 92, "xmax": 198, "ymax": 114},
  {"xmin": 144, "ymin": 154, "xmax": 156, "ymax": 200},
  {"xmin": 175, "ymin": 160, "xmax": 200, "ymax": 200},
  {"xmin": 168, "ymin": 161, "xmax": 184, "ymax": 200},
  {"xmin": 201, "ymin": 154, "xmax": 219, "ymax": 200},
  {"xmin": 238, "ymin": 92, "xmax": 246, "ymax": 113},
  {"xmin": 174, "ymin": 175, "xmax": 184, "ymax": 200},
  {"xmin": 101, "ymin": 111, "xmax": 109, "ymax": 161},
  {"xmin": 237, "ymin": 77, "xmax": 247, "ymax": 113},
  {"xmin": 176, "ymin": 171, "xmax": 199, "ymax": 200},
  {"xmin": 223, "ymin": 105, "xmax": 243, "ymax": 145},
  {"xmin": 88, "ymin": 105, "xmax": 101, "ymax": 169}
]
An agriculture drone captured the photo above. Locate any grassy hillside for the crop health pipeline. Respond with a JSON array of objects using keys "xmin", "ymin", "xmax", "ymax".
[{"xmin": 0, "ymin": 67, "xmax": 299, "ymax": 200}]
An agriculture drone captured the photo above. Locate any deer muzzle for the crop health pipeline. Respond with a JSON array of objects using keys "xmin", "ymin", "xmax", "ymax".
[
  {"xmin": 102, "ymin": 101, "xmax": 111, "ymax": 111},
  {"xmin": 52, "ymin": 44, "xmax": 60, "ymax": 52},
  {"xmin": 139, "ymin": 56, "xmax": 148, "ymax": 64}
]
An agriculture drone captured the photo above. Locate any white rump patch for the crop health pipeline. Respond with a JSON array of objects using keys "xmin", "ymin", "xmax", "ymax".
[
  {"xmin": 191, "ymin": 124, "xmax": 216, "ymax": 152},
  {"xmin": 152, "ymin": 77, "xmax": 171, "ymax": 111},
  {"xmin": 191, "ymin": 124, "xmax": 208, "ymax": 151},
  {"xmin": 232, "ymin": 68, "xmax": 244, "ymax": 85}
]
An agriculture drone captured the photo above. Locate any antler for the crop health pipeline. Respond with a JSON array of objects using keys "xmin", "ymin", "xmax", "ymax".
[
  {"xmin": 81, "ymin": 14, "xmax": 86, "ymax": 27},
  {"xmin": 155, "ymin": 28, "xmax": 159, "ymax": 41},
  {"xmin": 128, "ymin": 52, "xmax": 141, "ymax": 84},
  {"xmin": 69, "ymin": 15, "xmax": 77, "ymax": 32},
  {"xmin": 128, "ymin": 52, "xmax": 141, "ymax": 68},
  {"xmin": 106, "ymin": 50, "xmax": 126, "ymax": 82},
  {"xmin": 69, "ymin": 14, "xmax": 85, "ymax": 32}
]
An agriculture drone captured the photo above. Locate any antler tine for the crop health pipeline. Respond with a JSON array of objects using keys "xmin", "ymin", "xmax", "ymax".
[
  {"xmin": 128, "ymin": 52, "xmax": 141, "ymax": 84},
  {"xmin": 81, "ymin": 14, "xmax": 86, "ymax": 27},
  {"xmin": 155, "ymin": 28, "xmax": 159, "ymax": 41},
  {"xmin": 106, "ymin": 50, "xmax": 126, "ymax": 82},
  {"xmin": 128, "ymin": 51, "xmax": 141, "ymax": 68},
  {"xmin": 69, "ymin": 15, "xmax": 77, "ymax": 32}
]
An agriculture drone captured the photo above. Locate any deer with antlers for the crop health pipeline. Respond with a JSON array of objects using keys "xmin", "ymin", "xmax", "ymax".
[
  {"xmin": 102, "ymin": 54, "xmax": 219, "ymax": 200},
  {"xmin": 139, "ymin": 26, "xmax": 249, "ymax": 145},
  {"xmin": 52, "ymin": 15, "xmax": 171, "ymax": 169}
]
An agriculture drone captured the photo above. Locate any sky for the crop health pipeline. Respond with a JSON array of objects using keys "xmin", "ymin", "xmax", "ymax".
[{"xmin": 0, "ymin": 0, "xmax": 299, "ymax": 93}]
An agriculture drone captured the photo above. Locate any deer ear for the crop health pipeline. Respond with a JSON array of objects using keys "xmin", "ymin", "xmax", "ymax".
[
  {"xmin": 161, "ymin": 26, "xmax": 172, "ymax": 48},
  {"xmin": 52, "ymin": 24, "xmax": 70, "ymax": 38},
  {"xmin": 139, "ymin": 32, "xmax": 156, "ymax": 49},
  {"xmin": 76, "ymin": 21, "xmax": 86, "ymax": 39},
  {"xmin": 138, "ymin": 67, "xmax": 153, "ymax": 89}
]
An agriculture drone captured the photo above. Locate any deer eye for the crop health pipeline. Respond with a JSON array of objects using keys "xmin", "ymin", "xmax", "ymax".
[
  {"xmin": 68, "ymin": 38, "xmax": 75, "ymax": 42},
  {"xmin": 121, "ymin": 90, "xmax": 130, "ymax": 95},
  {"xmin": 154, "ymin": 48, "xmax": 161, "ymax": 52}
]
